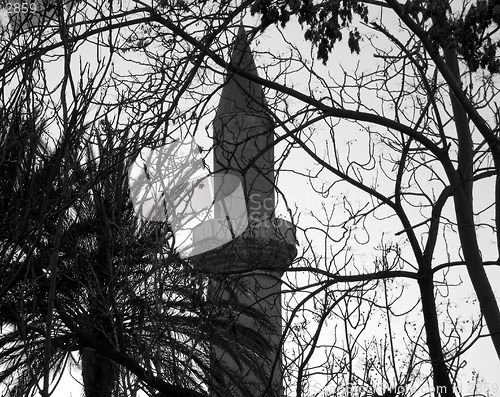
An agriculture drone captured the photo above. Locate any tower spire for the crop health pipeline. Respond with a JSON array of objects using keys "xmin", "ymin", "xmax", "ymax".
[
  {"xmin": 216, "ymin": 25, "xmax": 268, "ymax": 116},
  {"xmin": 213, "ymin": 25, "xmax": 275, "ymax": 225}
]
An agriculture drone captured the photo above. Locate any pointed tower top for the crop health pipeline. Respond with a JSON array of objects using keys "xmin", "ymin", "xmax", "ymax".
[
  {"xmin": 231, "ymin": 25, "xmax": 258, "ymax": 75},
  {"xmin": 215, "ymin": 26, "xmax": 269, "ymax": 117},
  {"xmin": 212, "ymin": 26, "xmax": 275, "ymax": 223}
]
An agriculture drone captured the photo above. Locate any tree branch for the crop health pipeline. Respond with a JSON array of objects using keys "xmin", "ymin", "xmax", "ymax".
[{"xmin": 56, "ymin": 304, "xmax": 208, "ymax": 397}]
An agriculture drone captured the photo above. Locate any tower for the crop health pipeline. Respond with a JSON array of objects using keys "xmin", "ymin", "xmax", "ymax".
[{"xmin": 192, "ymin": 27, "xmax": 297, "ymax": 396}]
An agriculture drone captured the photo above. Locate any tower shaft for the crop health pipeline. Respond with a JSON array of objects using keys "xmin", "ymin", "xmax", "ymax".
[{"xmin": 193, "ymin": 26, "xmax": 296, "ymax": 397}]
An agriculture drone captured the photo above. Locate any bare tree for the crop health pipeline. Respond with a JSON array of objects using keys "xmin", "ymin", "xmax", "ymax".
[
  {"xmin": 1, "ymin": 0, "xmax": 499, "ymax": 397},
  {"xmin": 243, "ymin": 1, "xmax": 500, "ymax": 395}
]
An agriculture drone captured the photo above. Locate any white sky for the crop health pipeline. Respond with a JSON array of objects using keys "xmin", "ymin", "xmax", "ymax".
[{"xmin": 1, "ymin": 1, "xmax": 499, "ymax": 396}]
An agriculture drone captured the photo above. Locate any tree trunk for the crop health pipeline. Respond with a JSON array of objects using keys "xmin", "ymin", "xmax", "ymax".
[
  {"xmin": 418, "ymin": 274, "xmax": 455, "ymax": 397},
  {"xmin": 81, "ymin": 347, "xmax": 119, "ymax": 397},
  {"xmin": 451, "ymin": 184, "xmax": 500, "ymax": 359},
  {"xmin": 443, "ymin": 46, "xmax": 500, "ymax": 361}
]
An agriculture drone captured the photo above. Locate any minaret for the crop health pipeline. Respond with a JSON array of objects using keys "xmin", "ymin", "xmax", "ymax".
[{"xmin": 192, "ymin": 27, "xmax": 297, "ymax": 396}]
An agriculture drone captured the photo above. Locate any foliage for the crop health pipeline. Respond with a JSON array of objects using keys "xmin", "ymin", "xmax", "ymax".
[
  {"xmin": 251, "ymin": 0, "xmax": 500, "ymax": 72},
  {"xmin": 251, "ymin": 0, "xmax": 369, "ymax": 60}
]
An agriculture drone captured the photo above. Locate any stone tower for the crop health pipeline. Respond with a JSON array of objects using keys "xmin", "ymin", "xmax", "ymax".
[{"xmin": 192, "ymin": 27, "xmax": 297, "ymax": 396}]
